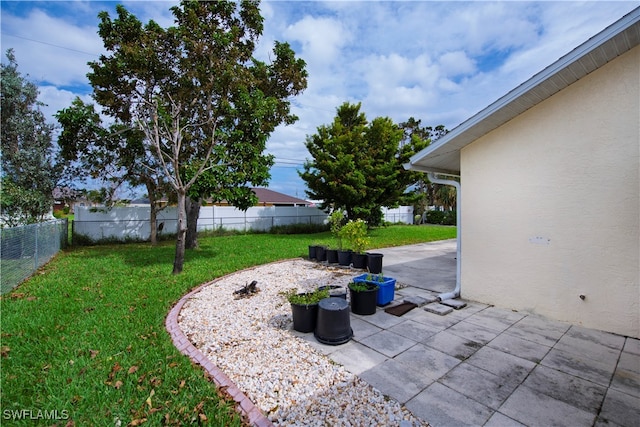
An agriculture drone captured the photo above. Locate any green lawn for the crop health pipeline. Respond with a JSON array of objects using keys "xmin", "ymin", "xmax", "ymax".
[{"xmin": 0, "ymin": 225, "xmax": 455, "ymax": 425}]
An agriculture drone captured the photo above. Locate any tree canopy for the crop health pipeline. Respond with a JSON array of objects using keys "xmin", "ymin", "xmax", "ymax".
[
  {"xmin": 299, "ymin": 102, "xmax": 432, "ymax": 226},
  {"xmin": 62, "ymin": 0, "xmax": 307, "ymax": 272},
  {"xmin": 1, "ymin": 49, "xmax": 60, "ymax": 226}
]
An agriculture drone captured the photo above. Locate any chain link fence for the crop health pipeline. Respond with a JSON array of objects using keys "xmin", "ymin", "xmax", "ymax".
[{"xmin": 1, "ymin": 219, "xmax": 68, "ymax": 294}]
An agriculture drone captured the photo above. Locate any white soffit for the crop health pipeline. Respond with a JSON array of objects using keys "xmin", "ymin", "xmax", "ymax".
[{"xmin": 406, "ymin": 7, "xmax": 640, "ymax": 176}]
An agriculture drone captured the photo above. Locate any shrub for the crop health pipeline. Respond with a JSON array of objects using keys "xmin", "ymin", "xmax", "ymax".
[
  {"xmin": 339, "ymin": 219, "xmax": 369, "ymax": 253},
  {"xmin": 425, "ymin": 209, "xmax": 456, "ymax": 226},
  {"xmin": 328, "ymin": 209, "xmax": 346, "ymax": 249},
  {"xmin": 425, "ymin": 210, "xmax": 445, "ymax": 224},
  {"xmin": 443, "ymin": 210, "xmax": 457, "ymax": 226},
  {"xmin": 269, "ymin": 222, "xmax": 329, "ymax": 235}
]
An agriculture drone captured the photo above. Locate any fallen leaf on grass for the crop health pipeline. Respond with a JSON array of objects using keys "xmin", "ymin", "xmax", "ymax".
[
  {"xmin": 114, "ymin": 380, "xmax": 124, "ymax": 389},
  {"xmin": 90, "ymin": 349, "xmax": 99, "ymax": 359},
  {"xmin": 1, "ymin": 346, "xmax": 10, "ymax": 358},
  {"xmin": 128, "ymin": 365, "xmax": 138, "ymax": 374},
  {"xmin": 128, "ymin": 418, "xmax": 147, "ymax": 426},
  {"xmin": 193, "ymin": 401, "xmax": 205, "ymax": 414},
  {"xmin": 146, "ymin": 389, "xmax": 155, "ymax": 409},
  {"xmin": 107, "ymin": 362, "xmax": 122, "ymax": 382}
]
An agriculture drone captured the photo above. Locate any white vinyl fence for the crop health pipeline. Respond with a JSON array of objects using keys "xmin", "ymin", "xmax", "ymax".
[
  {"xmin": 73, "ymin": 205, "xmax": 329, "ymax": 241},
  {"xmin": 381, "ymin": 206, "xmax": 414, "ymax": 224},
  {"xmin": 72, "ymin": 204, "xmax": 414, "ymax": 243}
]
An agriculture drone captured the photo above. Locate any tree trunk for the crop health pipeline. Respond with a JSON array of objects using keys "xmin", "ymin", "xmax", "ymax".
[
  {"xmin": 185, "ymin": 196, "xmax": 201, "ymax": 249},
  {"xmin": 173, "ymin": 189, "xmax": 187, "ymax": 274},
  {"xmin": 147, "ymin": 182, "xmax": 158, "ymax": 245}
]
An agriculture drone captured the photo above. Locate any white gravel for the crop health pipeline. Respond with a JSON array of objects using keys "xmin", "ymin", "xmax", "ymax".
[{"xmin": 177, "ymin": 259, "xmax": 428, "ymax": 426}]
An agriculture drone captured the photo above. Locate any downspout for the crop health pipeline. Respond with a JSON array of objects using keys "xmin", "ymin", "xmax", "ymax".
[{"xmin": 427, "ymin": 173, "xmax": 461, "ymax": 301}]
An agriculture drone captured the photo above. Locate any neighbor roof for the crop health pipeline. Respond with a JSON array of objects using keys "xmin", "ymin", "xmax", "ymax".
[
  {"xmin": 252, "ymin": 188, "xmax": 310, "ymax": 206},
  {"xmin": 405, "ymin": 7, "xmax": 640, "ymax": 176}
]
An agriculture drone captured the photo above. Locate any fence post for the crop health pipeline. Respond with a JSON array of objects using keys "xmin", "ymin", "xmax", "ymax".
[
  {"xmin": 62, "ymin": 218, "xmax": 69, "ymax": 248},
  {"xmin": 34, "ymin": 223, "xmax": 39, "ymax": 270}
]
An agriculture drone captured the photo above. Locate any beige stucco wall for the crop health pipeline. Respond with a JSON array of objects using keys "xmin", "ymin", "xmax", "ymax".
[{"xmin": 460, "ymin": 45, "xmax": 640, "ymax": 338}]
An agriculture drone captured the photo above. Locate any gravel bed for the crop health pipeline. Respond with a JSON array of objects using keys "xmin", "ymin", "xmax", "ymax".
[{"xmin": 177, "ymin": 259, "xmax": 428, "ymax": 426}]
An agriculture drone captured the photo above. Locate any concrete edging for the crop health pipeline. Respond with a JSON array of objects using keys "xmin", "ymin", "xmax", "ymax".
[{"xmin": 165, "ymin": 264, "xmax": 287, "ymax": 427}]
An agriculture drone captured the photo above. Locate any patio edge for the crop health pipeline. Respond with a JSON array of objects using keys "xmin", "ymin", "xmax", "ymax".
[{"xmin": 165, "ymin": 261, "xmax": 304, "ymax": 427}]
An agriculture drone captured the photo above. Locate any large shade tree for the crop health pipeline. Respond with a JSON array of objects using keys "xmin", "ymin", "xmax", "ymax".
[
  {"xmin": 1, "ymin": 49, "xmax": 60, "ymax": 226},
  {"xmin": 80, "ymin": 0, "xmax": 306, "ymax": 273},
  {"xmin": 56, "ymin": 98, "xmax": 173, "ymax": 245},
  {"xmin": 299, "ymin": 102, "xmax": 428, "ymax": 225}
]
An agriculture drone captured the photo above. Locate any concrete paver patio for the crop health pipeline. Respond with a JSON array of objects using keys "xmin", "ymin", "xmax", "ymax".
[{"xmin": 297, "ymin": 240, "xmax": 640, "ymax": 427}]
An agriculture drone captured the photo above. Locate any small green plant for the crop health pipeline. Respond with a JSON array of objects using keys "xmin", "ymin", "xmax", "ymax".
[
  {"xmin": 365, "ymin": 273, "xmax": 385, "ymax": 282},
  {"xmin": 328, "ymin": 209, "xmax": 346, "ymax": 249},
  {"xmin": 339, "ymin": 219, "xmax": 369, "ymax": 253},
  {"xmin": 283, "ymin": 287, "xmax": 330, "ymax": 306},
  {"xmin": 348, "ymin": 281, "xmax": 378, "ymax": 292}
]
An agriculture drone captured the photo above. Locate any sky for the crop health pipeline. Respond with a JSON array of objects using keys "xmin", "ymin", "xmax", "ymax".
[{"xmin": 1, "ymin": 1, "xmax": 637, "ymax": 200}]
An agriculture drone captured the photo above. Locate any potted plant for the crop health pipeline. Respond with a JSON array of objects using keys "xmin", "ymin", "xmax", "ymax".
[
  {"xmin": 327, "ymin": 209, "xmax": 346, "ymax": 264},
  {"xmin": 348, "ymin": 281, "xmax": 378, "ymax": 315},
  {"xmin": 339, "ymin": 219, "xmax": 369, "ymax": 269},
  {"xmin": 352, "ymin": 273, "xmax": 396, "ymax": 306},
  {"xmin": 318, "ymin": 284, "xmax": 347, "ymax": 299},
  {"xmin": 284, "ymin": 288, "xmax": 330, "ymax": 332}
]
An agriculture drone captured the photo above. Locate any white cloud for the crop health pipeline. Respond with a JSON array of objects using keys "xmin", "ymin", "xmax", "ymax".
[
  {"xmin": 438, "ymin": 51, "xmax": 476, "ymax": 77},
  {"xmin": 3, "ymin": 0, "xmax": 638, "ymax": 197},
  {"xmin": 1, "ymin": 9, "xmax": 103, "ymax": 87},
  {"xmin": 284, "ymin": 15, "xmax": 352, "ymax": 69}
]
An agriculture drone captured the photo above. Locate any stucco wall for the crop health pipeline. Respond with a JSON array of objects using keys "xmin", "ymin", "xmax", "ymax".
[{"xmin": 460, "ymin": 45, "xmax": 639, "ymax": 338}]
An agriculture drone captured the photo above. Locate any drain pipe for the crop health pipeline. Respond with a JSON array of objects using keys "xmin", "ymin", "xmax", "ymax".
[{"xmin": 427, "ymin": 173, "xmax": 461, "ymax": 301}]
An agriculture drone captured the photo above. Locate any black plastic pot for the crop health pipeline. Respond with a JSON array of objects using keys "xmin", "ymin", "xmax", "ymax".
[
  {"xmin": 351, "ymin": 253, "xmax": 367, "ymax": 269},
  {"xmin": 349, "ymin": 284, "xmax": 379, "ymax": 315},
  {"xmin": 308, "ymin": 245, "xmax": 318, "ymax": 260},
  {"xmin": 314, "ymin": 297, "xmax": 353, "ymax": 345},
  {"xmin": 316, "ymin": 246, "xmax": 327, "ymax": 262},
  {"xmin": 366, "ymin": 252, "xmax": 384, "ymax": 274},
  {"xmin": 337, "ymin": 250, "xmax": 352, "ymax": 266},
  {"xmin": 291, "ymin": 302, "xmax": 319, "ymax": 333},
  {"xmin": 326, "ymin": 249, "xmax": 339, "ymax": 264}
]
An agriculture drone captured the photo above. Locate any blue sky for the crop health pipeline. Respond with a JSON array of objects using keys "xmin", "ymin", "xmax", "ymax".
[{"xmin": 1, "ymin": 1, "xmax": 637, "ymax": 200}]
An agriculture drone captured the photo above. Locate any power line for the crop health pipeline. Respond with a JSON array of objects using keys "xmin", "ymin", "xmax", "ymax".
[{"xmin": 1, "ymin": 32, "xmax": 101, "ymax": 57}]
